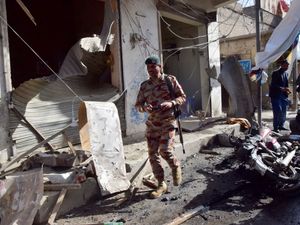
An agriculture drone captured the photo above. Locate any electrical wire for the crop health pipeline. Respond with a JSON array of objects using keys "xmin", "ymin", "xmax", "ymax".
[
  {"xmin": 119, "ymin": 0, "xmax": 256, "ymax": 85},
  {"xmin": 121, "ymin": 0, "xmax": 245, "ymax": 56},
  {"xmin": 157, "ymin": 0, "xmax": 253, "ymax": 104},
  {"xmin": 179, "ymin": 0, "xmax": 207, "ymax": 19},
  {"xmin": 159, "ymin": 0, "xmax": 200, "ymax": 23},
  {"xmin": 157, "ymin": 0, "xmax": 246, "ymax": 41},
  {"xmin": 147, "ymin": 0, "xmax": 252, "ymax": 54},
  {"xmin": 120, "ymin": 0, "xmax": 256, "ymax": 111},
  {"xmin": 0, "ymin": 14, "xmax": 83, "ymax": 102},
  {"xmin": 0, "ymin": 0, "xmax": 259, "ymax": 122}
]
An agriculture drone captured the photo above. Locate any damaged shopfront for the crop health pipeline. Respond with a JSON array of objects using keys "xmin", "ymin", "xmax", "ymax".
[
  {"xmin": 0, "ymin": 0, "xmax": 235, "ymax": 164},
  {"xmin": 0, "ymin": 0, "xmax": 235, "ymax": 224},
  {"xmin": 0, "ymin": 0, "xmax": 124, "ymax": 160}
]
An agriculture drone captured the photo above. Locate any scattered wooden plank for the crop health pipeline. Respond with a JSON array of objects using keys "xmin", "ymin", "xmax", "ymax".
[
  {"xmin": 44, "ymin": 183, "xmax": 81, "ymax": 191},
  {"xmin": 0, "ymin": 122, "xmax": 74, "ymax": 173},
  {"xmin": 163, "ymin": 205, "xmax": 209, "ymax": 225},
  {"xmin": 142, "ymin": 178, "xmax": 157, "ymax": 189},
  {"xmin": 79, "ymin": 156, "xmax": 93, "ymax": 166},
  {"xmin": 62, "ymin": 131, "xmax": 76, "ymax": 155},
  {"xmin": 47, "ymin": 188, "xmax": 67, "ymax": 225},
  {"xmin": 62, "ymin": 131, "xmax": 80, "ymax": 166},
  {"xmin": 16, "ymin": 0, "xmax": 37, "ymax": 26},
  {"xmin": 129, "ymin": 158, "xmax": 149, "ymax": 183},
  {"xmin": 199, "ymin": 149, "xmax": 221, "ymax": 155},
  {"xmin": 72, "ymin": 223, "xmax": 105, "ymax": 225},
  {"xmin": 143, "ymin": 173, "xmax": 154, "ymax": 180},
  {"xmin": 115, "ymin": 158, "xmax": 150, "ymax": 207},
  {"xmin": 164, "ymin": 183, "xmax": 249, "ymax": 225}
]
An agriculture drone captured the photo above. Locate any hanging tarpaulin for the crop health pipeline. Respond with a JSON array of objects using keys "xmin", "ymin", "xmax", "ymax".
[
  {"xmin": 255, "ymin": 0, "xmax": 300, "ymax": 69},
  {"xmin": 286, "ymin": 38, "xmax": 298, "ymax": 76},
  {"xmin": 78, "ymin": 101, "xmax": 130, "ymax": 195}
]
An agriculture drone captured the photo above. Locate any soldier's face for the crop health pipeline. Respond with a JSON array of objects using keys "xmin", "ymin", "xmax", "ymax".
[{"xmin": 147, "ymin": 64, "xmax": 161, "ymax": 78}]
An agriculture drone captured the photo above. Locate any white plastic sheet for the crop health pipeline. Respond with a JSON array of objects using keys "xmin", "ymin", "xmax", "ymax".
[
  {"xmin": 78, "ymin": 101, "xmax": 130, "ymax": 195},
  {"xmin": 255, "ymin": 0, "xmax": 300, "ymax": 69}
]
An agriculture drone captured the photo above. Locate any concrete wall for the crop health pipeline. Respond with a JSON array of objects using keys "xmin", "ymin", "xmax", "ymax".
[
  {"xmin": 218, "ymin": 4, "xmax": 276, "ymax": 40},
  {"xmin": 121, "ymin": 0, "xmax": 223, "ymax": 136},
  {"xmin": 220, "ymin": 36, "xmax": 256, "ymax": 62},
  {"xmin": 110, "ymin": 21, "xmax": 123, "ymax": 90},
  {"xmin": 120, "ymin": 0, "xmax": 160, "ymax": 136},
  {"xmin": 219, "ymin": 34, "xmax": 274, "ymax": 109},
  {"xmin": 208, "ymin": 21, "xmax": 222, "ymax": 117},
  {"xmin": 198, "ymin": 24, "xmax": 211, "ymax": 115},
  {"xmin": 0, "ymin": 0, "xmax": 12, "ymax": 161},
  {"xmin": 217, "ymin": 3, "xmax": 282, "ymax": 112},
  {"xmin": 218, "ymin": 3, "xmax": 281, "ymax": 64}
]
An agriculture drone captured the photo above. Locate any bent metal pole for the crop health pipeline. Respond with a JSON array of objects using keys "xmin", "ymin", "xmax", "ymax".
[{"xmin": 255, "ymin": 0, "xmax": 262, "ymax": 127}]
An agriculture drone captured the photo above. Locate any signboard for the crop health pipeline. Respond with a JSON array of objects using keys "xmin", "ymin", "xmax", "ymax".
[{"xmin": 238, "ymin": 59, "xmax": 251, "ymax": 74}]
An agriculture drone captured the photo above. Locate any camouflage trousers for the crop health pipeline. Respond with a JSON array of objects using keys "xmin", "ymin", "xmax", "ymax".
[{"xmin": 146, "ymin": 125, "xmax": 180, "ymax": 183}]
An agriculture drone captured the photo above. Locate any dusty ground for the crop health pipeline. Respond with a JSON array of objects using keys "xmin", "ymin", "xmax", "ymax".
[
  {"xmin": 55, "ymin": 143, "xmax": 300, "ymax": 225},
  {"xmin": 54, "ymin": 110, "xmax": 300, "ymax": 225}
]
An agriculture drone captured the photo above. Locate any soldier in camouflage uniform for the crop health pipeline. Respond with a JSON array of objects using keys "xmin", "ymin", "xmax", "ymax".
[{"xmin": 135, "ymin": 55, "xmax": 186, "ymax": 198}]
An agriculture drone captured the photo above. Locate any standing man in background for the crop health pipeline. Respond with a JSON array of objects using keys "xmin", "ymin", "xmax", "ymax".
[
  {"xmin": 135, "ymin": 55, "xmax": 186, "ymax": 198},
  {"xmin": 295, "ymin": 73, "xmax": 300, "ymax": 100},
  {"xmin": 269, "ymin": 59, "xmax": 291, "ymax": 132}
]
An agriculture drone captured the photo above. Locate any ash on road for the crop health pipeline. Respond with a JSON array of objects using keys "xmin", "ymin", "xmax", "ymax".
[{"xmin": 57, "ymin": 147, "xmax": 300, "ymax": 225}]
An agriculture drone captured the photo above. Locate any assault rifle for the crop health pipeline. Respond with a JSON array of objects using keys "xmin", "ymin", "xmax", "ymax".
[
  {"xmin": 165, "ymin": 76, "xmax": 186, "ymax": 154},
  {"xmin": 174, "ymin": 105, "xmax": 185, "ymax": 154}
]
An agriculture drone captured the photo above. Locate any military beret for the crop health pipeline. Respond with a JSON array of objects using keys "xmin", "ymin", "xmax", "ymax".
[{"xmin": 145, "ymin": 55, "xmax": 160, "ymax": 65}]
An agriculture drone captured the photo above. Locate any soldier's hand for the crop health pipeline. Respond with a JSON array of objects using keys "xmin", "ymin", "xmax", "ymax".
[
  {"xmin": 160, "ymin": 101, "xmax": 173, "ymax": 110},
  {"xmin": 143, "ymin": 104, "xmax": 153, "ymax": 113}
]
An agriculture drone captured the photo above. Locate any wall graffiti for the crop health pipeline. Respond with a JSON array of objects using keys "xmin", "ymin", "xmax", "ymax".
[{"xmin": 130, "ymin": 107, "xmax": 147, "ymax": 124}]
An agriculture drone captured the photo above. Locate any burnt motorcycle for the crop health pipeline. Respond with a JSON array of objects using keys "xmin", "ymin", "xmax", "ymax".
[{"xmin": 231, "ymin": 126, "xmax": 300, "ymax": 193}]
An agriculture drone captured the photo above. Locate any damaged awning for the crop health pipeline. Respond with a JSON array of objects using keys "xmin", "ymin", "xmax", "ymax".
[
  {"xmin": 9, "ymin": 0, "xmax": 120, "ymax": 155},
  {"xmin": 255, "ymin": 0, "xmax": 300, "ymax": 69},
  {"xmin": 10, "ymin": 77, "xmax": 120, "ymax": 154}
]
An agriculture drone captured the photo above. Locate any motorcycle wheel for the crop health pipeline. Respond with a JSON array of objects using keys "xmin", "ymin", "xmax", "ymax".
[{"xmin": 259, "ymin": 153, "xmax": 300, "ymax": 192}]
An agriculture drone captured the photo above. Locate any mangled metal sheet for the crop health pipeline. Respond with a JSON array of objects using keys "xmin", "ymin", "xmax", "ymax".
[
  {"xmin": 8, "ymin": 0, "xmax": 119, "ymax": 156},
  {"xmin": 10, "ymin": 77, "xmax": 119, "ymax": 154},
  {"xmin": 0, "ymin": 168, "xmax": 43, "ymax": 225},
  {"xmin": 79, "ymin": 101, "xmax": 130, "ymax": 195},
  {"xmin": 58, "ymin": 0, "xmax": 117, "ymax": 78},
  {"xmin": 219, "ymin": 56, "xmax": 255, "ymax": 121}
]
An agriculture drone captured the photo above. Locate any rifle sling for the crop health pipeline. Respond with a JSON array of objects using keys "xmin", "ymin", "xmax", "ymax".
[
  {"xmin": 164, "ymin": 75, "xmax": 185, "ymax": 154},
  {"xmin": 165, "ymin": 75, "xmax": 179, "ymax": 113}
]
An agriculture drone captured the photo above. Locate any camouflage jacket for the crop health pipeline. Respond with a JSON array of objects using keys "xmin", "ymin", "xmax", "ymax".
[{"xmin": 135, "ymin": 74, "xmax": 186, "ymax": 127}]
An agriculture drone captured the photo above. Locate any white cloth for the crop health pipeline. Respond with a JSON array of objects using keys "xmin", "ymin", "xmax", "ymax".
[{"xmin": 255, "ymin": 0, "xmax": 300, "ymax": 69}]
